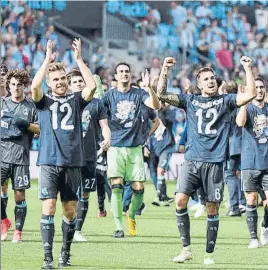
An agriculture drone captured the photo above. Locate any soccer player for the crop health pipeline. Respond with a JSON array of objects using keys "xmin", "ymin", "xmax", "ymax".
[
  {"xmin": 1, "ymin": 64, "xmax": 10, "ymax": 98},
  {"xmin": 1, "ymin": 64, "xmax": 11, "ymax": 227},
  {"xmin": 67, "ymin": 70, "xmax": 110, "ymax": 242},
  {"xmin": 102, "ymin": 64, "xmax": 160, "ymax": 238},
  {"xmin": 236, "ymin": 76, "xmax": 268, "ymax": 248},
  {"xmin": 1, "ymin": 69, "xmax": 39, "ymax": 242},
  {"xmin": 225, "ymin": 85, "xmax": 246, "ymax": 217},
  {"xmin": 149, "ymin": 102, "xmax": 175, "ymax": 207},
  {"xmin": 122, "ymin": 80, "xmax": 160, "ymax": 214},
  {"xmin": 157, "ymin": 56, "xmax": 256, "ymax": 264},
  {"xmin": 31, "ymin": 39, "xmax": 96, "ymax": 269}
]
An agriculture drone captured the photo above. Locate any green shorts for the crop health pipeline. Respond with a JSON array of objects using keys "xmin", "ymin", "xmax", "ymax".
[{"xmin": 107, "ymin": 146, "xmax": 145, "ymax": 182}]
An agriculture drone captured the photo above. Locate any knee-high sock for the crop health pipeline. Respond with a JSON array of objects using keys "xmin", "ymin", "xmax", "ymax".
[
  {"xmin": 129, "ymin": 189, "xmax": 144, "ymax": 220},
  {"xmin": 96, "ymin": 173, "xmax": 106, "ymax": 211},
  {"xmin": 263, "ymin": 204, "xmax": 268, "ymax": 228},
  {"xmin": 246, "ymin": 205, "xmax": 258, "ymax": 239},
  {"xmin": 111, "ymin": 184, "xmax": 124, "ymax": 231},
  {"xmin": 62, "ymin": 216, "xmax": 76, "ymax": 252},
  {"xmin": 105, "ymin": 178, "xmax": 112, "ymax": 202},
  {"xmin": 176, "ymin": 208, "xmax": 190, "ymax": 247},
  {"xmin": 2, "ymin": 194, "xmax": 8, "ymax": 212},
  {"xmin": 206, "ymin": 214, "xmax": 219, "ymax": 253},
  {"xmin": 1, "ymin": 198, "xmax": 7, "ymax": 220},
  {"xmin": 75, "ymin": 198, "xmax": 89, "ymax": 231},
  {"xmin": 40, "ymin": 214, "xmax": 54, "ymax": 259},
  {"xmin": 14, "ymin": 200, "xmax": 27, "ymax": 231},
  {"xmin": 157, "ymin": 176, "xmax": 166, "ymax": 201}
]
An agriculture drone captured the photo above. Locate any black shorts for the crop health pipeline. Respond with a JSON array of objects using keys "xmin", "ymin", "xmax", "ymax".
[
  {"xmin": 38, "ymin": 165, "xmax": 82, "ymax": 202},
  {"xmin": 96, "ymin": 149, "xmax": 107, "ymax": 176},
  {"xmin": 176, "ymin": 160, "xmax": 224, "ymax": 202},
  {"xmin": 242, "ymin": 170, "xmax": 268, "ymax": 192},
  {"xmin": 226, "ymin": 154, "xmax": 240, "ymax": 171},
  {"xmin": 1, "ymin": 162, "xmax": 30, "ymax": 190},
  {"xmin": 81, "ymin": 161, "xmax": 96, "ymax": 192}
]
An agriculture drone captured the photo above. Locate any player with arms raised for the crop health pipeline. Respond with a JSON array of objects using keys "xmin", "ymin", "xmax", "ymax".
[
  {"xmin": 157, "ymin": 56, "xmax": 256, "ymax": 264},
  {"xmin": 31, "ymin": 39, "xmax": 96, "ymax": 269},
  {"xmin": 236, "ymin": 77, "xmax": 268, "ymax": 248}
]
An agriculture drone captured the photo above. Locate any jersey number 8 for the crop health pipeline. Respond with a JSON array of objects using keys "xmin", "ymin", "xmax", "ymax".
[
  {"xmin": 50, "ymin": 103, "xmax": 74, "ymax": 130},
  {"xmin": 196, "ymin": 108, "xmax": 218, "ymax": 135}
]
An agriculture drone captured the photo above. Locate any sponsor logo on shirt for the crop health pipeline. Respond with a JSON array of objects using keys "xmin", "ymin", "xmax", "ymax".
[
  {"xmin": 192, "ymin": 98, "xmax": 223, "ymax": 109},
  {"xmin": 81, "ymin": 110, "xmax": 91, "ymax": 137},
  {"xmin": 1, "ymin": 120, "xmax": 8, "ymax": 128}
]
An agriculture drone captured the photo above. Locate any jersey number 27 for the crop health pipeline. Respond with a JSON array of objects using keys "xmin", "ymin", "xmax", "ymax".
[
  {"xmin": 196, "ymin": 108, "xmax": 218, "ymax": 135},
  {"xmin": 50, "ymin": 103, "xmax": 74, "ymax": 130}
]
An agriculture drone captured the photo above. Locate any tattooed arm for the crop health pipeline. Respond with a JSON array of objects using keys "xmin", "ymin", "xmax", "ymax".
[{"xmin": 157, "ymin": 57, "xmax": 180, "ymax": 107}]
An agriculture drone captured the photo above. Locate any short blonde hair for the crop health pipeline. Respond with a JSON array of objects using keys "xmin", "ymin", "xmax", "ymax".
[{"xmin": 47, "ymin": 62, "xmax": 66, "ymax": 76}]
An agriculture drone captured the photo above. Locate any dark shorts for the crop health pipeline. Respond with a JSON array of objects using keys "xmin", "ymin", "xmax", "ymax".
[
  {"xmin": 1, "ymin": 162, "xmax": 30, "ymax": 190},
  {"xmin": 81, "ymin": 161, "xmax": 96, "ymax": 192},
  {"xmin": 176, "ymin": 160, "xmax": 224, "ymax": 202},
  {"xmin": 38, "ymin": 165, "xmax": 82, "ymax": 202},
  {"xmin": 242, "ymin": 170, "xmax": 268, "ymax": 192},
  {"xmin": 226, "ymin": 154, "xmax": 241, "ymax": 171},
  {"xmin": 96, "ymin": 149, "xmax": 107, "ymax": 176}
]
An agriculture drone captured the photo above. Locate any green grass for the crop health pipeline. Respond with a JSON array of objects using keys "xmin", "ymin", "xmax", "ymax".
[{"xmin": 2, "ymin": 181, "xmax": 268, "ymax": 269}]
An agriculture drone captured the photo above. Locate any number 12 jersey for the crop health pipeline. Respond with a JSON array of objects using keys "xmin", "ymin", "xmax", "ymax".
[
  {"xmin": 35, "ymin": 92, "xmax": 87, "ymax": 167},
  {"xmin": 177, "ymin": 94, "xmax": 237, "ymax": 163}
]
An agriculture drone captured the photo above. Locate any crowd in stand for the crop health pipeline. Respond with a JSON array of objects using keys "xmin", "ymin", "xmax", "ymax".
[
  {"xmin": 132, "ymin": 1, "xmax": 268, "ymax": 85},
  {"xmin": 1, "ymin": 0, "xmax": 268, "ymax": 151}
]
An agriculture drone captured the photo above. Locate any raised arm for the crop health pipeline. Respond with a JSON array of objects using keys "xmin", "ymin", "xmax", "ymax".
[
  {"xmin": 157, "ymin": 57, "xmax": 180, "ymax": 107},
  {"xmin": 31, "ymin": 40, "xmax": 56, "ymax": 102},
  {"xmin": 142, "ymin": 70, "xmax": 160, "ymax": 110},
  {"xmin": 236, "ymin": 56, "xmax": 256, "ymax": 106},
  {"xmin": 149, "ymin": 117, "xmax": 160, "ymax": 137},
  {"xmin": 72, "ymin": 38, "xmax": 96, "ymax": 102},
  {"xmin": 236, "ymin": 105, "xmax": 247, "ymax": 127}
]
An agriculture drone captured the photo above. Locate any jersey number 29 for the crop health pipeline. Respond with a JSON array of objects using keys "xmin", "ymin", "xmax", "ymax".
[
  {"xmin": 50, "ymin": 103, "xmax": 74, "ymax": 130},
  {"xmin": 196, "ymin": 108, "xmax": 218, "ymax": 135}
]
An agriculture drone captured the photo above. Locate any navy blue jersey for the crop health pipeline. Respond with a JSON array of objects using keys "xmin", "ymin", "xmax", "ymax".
[
  {"xmin": 82, "ymin": 98, "xmax": 107, "ymax": 162},
  {"xmin": 149, "ymin": 107, "xmax": 175, "ymax": 156},
  {"xmin": 1, "ymin": 111, "xmax": 23, "ymax": 139},
  {"xmin": 141, "ymin": 105, "xmax": 157, "ymax": 144},
  {"xmin": 102, "ymin": 87, "xmax": 149, "ymax": 147},
  {"xmin": 176, "ymin": 94, "xmax": 237, "ymax": 162},
  {"xmin": 228, "ymin": 109, "xmax": 242, "ymax": 156},
  {"xmin": 179, "ymin": 123, "xmax": 187, "ymax": 146},
  {"xmin": 241, "ymin": 104, "xmax": 268, "ymax": 170},
  {"xmin": 35, "ymin": 92, "xmax": 87, "ymax": 167},
  {"xmin": 1, "ymin": 97, "xmax": 38, "ymax": 165}
]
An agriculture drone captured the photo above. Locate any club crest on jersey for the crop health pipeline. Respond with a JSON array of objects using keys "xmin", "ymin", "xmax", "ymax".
[
  {"xmin": 23, "ymin": 108, "xmax": 28, "ymax": 116},
  {"xmin": 115, "ymin": 100, "xmax": 136, "ymax": 126},
  {"xmin": 253, "ymin": 114, "xmax": 268, "ymax": 143}
]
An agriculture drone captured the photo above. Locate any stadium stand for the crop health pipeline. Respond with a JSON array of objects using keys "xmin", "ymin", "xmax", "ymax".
[{"xmin": 1, "ymin": 0, "xmax": 268, "ymax": 150}]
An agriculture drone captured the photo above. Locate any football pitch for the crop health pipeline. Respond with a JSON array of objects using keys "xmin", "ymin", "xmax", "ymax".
[{"xmin": 2, "ymin": 181, "xmax": 268, "ymax": 269}]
